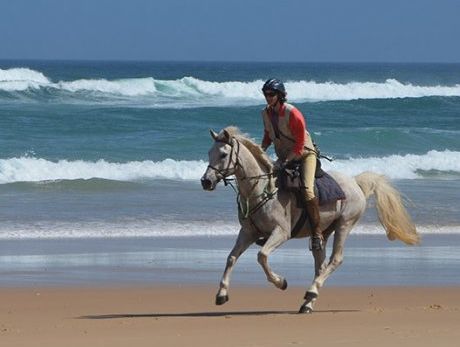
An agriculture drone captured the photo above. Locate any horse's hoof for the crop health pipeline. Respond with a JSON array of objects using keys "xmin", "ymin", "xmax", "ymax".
[
  {"xmin": 298, "ymin": 305, "xmax": 313, "ymax": 314},
  {"xmin": 215, "ymin": 295, "xmax": 229, "ymax": 305},
  {"xmin": 280, "ymin": 279, "xmax": 288, "ymax": 290},
  {"xmin": 304, "ymin": 291, "xmax": 318, "ymax": 301}
]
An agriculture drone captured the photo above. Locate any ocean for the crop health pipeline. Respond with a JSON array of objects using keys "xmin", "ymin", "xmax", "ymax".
[
  {"xmin": 1, "ymin": 60, "xmax": 460, "ymax": 239},
  {"xmin": 1, "ymin": 60, "xmax": 460, "ymax": 287}
]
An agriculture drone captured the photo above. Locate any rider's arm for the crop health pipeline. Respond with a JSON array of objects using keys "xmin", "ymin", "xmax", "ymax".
[
  {"xmin": 261, "ymin": 130, "xmax": 272, "ymax": 151},
  {"xmin": 287, "ymin": 108, "xmax": 306, "ymax": 160}
]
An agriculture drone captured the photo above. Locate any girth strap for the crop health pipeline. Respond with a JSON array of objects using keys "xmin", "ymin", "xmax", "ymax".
[
  {"xmin": 248, "ymin": 206, "xmax": 308, "ymax": 240},
  {"xmin": 291, "ymin": 207, "xmax": 308, "ymax": 238}
]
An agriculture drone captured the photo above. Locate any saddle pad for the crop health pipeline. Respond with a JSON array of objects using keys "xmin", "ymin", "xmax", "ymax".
[{"xmin": 314, "ymin": 172, "xmax": 346, "ymax": 205}]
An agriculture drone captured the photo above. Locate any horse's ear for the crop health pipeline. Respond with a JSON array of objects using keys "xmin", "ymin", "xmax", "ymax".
[
  {"xmin": 210, "ymin": 130, "xmax": 219, "ymax": 141},
  {"xmin": 223, "ymin": 130, "xmax": 231, "ymax": 143}
]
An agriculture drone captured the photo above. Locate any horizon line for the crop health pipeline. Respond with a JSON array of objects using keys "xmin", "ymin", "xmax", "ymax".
[{"xmin": 1, "ymin": 58, "xmax": 460, "ymax": 65}]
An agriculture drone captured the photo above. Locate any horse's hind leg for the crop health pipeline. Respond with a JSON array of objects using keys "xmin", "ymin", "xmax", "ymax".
[
  {"xmin": 216, "ymin": 228, "xmax": 254, "ymax": 305},
  {"xmin": 299, "ymin": 219, "xmax": 356, "ymax": 313},
  {"xmin": 298, "ymin": 245, "xmax": 327, "ymax": 313},
  {"xmin": 258, "ymin": 230, "xmax": 289, "ymax": 290}
]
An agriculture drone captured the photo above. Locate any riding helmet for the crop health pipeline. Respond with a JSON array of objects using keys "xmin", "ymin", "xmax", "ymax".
[{"xmin": 262, "ymin": 78, "xmax": 286, "ymax": 94}]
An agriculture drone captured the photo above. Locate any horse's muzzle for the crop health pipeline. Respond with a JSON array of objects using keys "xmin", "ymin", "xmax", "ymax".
[{"xmin": 201, "ymin": 177, "xmax": 215, "ymax": 191}]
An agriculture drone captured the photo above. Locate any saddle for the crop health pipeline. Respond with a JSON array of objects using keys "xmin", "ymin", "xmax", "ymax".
[{"xmin": 276, "ymin": 160, "xmax": 346, "ymax": 206}]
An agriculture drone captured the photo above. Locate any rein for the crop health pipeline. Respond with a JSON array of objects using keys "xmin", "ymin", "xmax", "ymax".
[{"xmin": 237, "ymin": 183, "xmax": 277, "ymax": 219}]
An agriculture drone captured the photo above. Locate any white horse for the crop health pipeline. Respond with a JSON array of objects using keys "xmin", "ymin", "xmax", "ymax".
[{"xmin": 201, "ymin": 127, "xmax": 420, "ymax": 313}]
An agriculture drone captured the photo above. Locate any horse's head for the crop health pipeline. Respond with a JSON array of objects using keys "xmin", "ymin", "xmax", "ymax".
[{"xmin": 201, "ymin": 129, "xmax": 239, "ymax": 191}]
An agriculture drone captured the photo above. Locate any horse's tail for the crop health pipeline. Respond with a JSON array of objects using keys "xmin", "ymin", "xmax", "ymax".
[{"xmin": 354, "ymin": 171, "xmax": 420, "ymax": 245}]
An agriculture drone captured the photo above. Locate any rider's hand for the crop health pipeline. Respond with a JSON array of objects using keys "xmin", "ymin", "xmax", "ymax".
[{"xmin": 278, "ymin": 160, "xmax": 289, "ymax": 171}]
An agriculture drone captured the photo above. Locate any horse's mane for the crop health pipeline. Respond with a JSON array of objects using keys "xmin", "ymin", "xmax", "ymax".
[{"xmin": 223, "ymin": 126, "xmax": 273, "ymax": 172}]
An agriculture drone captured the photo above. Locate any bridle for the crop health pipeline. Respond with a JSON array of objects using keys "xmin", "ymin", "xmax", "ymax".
[
  {"xmin": 206, "ymin": 136, "xmax": 277, "ymax": 219},
  {"xmin": 206, "ymin": 137, "xmax": 242, "ymax": 186},
  {"xmin": 206, "ymin": 136, "xmax": 273, "ymax": 185}
]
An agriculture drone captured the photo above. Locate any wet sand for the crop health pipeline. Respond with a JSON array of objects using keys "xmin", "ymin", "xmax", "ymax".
[{"xmin": 2, "ymin": 234, "xmax": 460, "ymax": 287}]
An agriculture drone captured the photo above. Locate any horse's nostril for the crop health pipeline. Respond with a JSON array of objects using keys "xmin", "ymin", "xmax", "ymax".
[{"xmin": 201, "ymin": 178, "xmax": 212, "ymax": 189}]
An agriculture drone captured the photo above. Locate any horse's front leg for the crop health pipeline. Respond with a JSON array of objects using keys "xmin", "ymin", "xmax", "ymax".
[
  {"xmin": 216, "ymin": 228, "xmax": 254, "ymax": 305},
  {"xmin": 257, "ymin": 229, "xmax": 289, "ymax": 290}
]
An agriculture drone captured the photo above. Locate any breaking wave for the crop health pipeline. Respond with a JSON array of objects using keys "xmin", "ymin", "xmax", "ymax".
[
  {"xmin": 1, "ymin": 67, "xmax": 460, "ymax": 107},
  {"xmin": 1, "ymin": 150, "xmax": 459, "ymax": 184}
]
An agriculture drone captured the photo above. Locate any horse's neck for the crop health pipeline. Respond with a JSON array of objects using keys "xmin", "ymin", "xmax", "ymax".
[{"xmin": 234, "ymin": 146, "xmax": 271, "ymax": 199}]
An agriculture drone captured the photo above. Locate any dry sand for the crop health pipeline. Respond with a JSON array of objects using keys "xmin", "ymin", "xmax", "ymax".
[{"xmin": 1, "ymin": 285, "xmax": 459, "ymax": 347}]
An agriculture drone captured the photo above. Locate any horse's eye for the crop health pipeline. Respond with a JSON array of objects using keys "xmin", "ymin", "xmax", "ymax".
[{"xmin": 220, "ymin": 153, "xmax": 228, "ymax": 159}]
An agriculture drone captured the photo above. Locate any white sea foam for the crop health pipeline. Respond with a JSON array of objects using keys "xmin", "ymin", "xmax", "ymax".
[
  {"xmin": 57, "ymin": 77, "xmax": 158, "ymax": 96},
  {"xmin": 1, "ymin": 67, "xmax": 460, "ymax": 104},
  {"xmin": 286, "ymin": 79, "xmax": 460, "ymax": 101},
  {"xmin": 322, "ymin": 150, "xmax": 460, "ymax": 179},
  {"xmin": 0, "ymin": 157, "xmax": 209, "ymax": 184},
  {"xmin": 0, "ymin": 67, "xmax": 51, "ymax": 91},
  {"xmin": 0, "ymin": 150, "xmax": 459, "ymax": 184}
]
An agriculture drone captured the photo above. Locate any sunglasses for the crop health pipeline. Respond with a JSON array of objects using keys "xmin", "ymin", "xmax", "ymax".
[{"xmin": 263, "ymin": 91, "xmax": 277, "ymax": 97}]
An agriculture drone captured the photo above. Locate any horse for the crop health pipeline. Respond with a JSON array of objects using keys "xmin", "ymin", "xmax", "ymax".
[{"xmin": 200, "ymin": 126, "xmax": 420, "ymax": 313}]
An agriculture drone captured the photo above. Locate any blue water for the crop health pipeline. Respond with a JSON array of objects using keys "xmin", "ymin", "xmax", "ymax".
[{"xmin": 1, "ymin": 60, "xmax": 460, "ymax": 239}]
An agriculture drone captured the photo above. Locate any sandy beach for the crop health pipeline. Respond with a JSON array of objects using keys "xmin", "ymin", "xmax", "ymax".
[
  {"xmin": 1, "ymin": 235, "xmax": 460, "ymax": 346},
  {"xmin": 1, "ymin": 234, "xmax": 459, "ymax": 347},
  {"xmin": 1, "ymin": 285, "xmax": 459, "ymax": 347}
]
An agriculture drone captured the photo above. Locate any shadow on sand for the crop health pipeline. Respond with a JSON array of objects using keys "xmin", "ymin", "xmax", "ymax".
[{"xmin": 80, "ymin": 309, "xmax": 359, "ymax": 319}]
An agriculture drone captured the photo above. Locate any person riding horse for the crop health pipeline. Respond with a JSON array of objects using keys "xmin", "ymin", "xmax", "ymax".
[
  {"xmin": 260, "ymin": 78, "xmax": 324, "ymax": 251},
  {"xmin": 201, "ymin": 127, "xmax": 420, "ymax": 313}
]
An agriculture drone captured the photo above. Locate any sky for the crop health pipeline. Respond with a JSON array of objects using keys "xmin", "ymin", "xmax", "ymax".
[{"xmin": 1, "ymin": 0, "xmax": 460, "ymax": 63}]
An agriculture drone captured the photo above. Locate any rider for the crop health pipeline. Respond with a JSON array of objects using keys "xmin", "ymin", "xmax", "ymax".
[{"xmin": 260, "ymin": 78, "xmax": 324, "ymax": 251}]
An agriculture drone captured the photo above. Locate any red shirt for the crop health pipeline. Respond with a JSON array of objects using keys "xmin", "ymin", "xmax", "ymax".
[{"xmin": 262, "ymin": 104, "xmax": 306, "ymax": 155}]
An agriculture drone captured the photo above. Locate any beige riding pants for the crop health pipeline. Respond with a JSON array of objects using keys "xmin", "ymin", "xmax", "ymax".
[{"xmin": 301, "ymin": 153, "xmax": 317, "ymax": 201}]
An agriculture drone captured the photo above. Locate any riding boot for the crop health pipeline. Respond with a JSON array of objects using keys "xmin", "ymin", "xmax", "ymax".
[{"xmin": 304, "ymin": 196, "xmax": 324, "ymax": 251}]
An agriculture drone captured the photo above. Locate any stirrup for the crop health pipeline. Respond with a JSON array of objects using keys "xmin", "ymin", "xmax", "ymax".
[{"xmin": 309, "ymin": 235, "xmax": 324, "ymax": 251}]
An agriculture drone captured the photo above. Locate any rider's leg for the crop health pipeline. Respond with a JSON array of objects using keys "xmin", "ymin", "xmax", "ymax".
[{"xmin": 302, "ymin": 154, "xmax": 324, "ymax": 251}]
